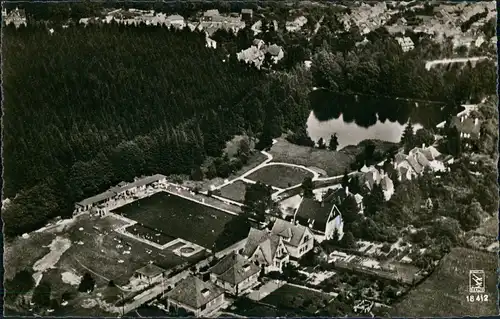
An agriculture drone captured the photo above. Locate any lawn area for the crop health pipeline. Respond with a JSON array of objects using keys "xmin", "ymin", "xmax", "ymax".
[
  {"xmin": 246, "ymin": 164, "xmax": 315, "ymax": 188},
  {"xmin": 56, "ymin": 215, "xmax": 198, "ymax": 286},
  {"xmin": 269, "ymin": 138, "xmax": 358, "ymax": 176},
  {"xmin": 232, "ymin": 298, "xmax": 299, "ymax": 317},
  {"xmin": 124, "ymin": 223, "xmax": 176, "ymax": 246},
  {"xmin": 261, "ymin": 284, "xmax": 335, "ymax": 316},
  {"xmin": 4, "ymin": 231, "xmax": 54, "ymax": 280},
  {"xmin": 269, "ymin": 138, "xmax": 396, "ymax": 176},
  {"xmin": 390, "ymin": 247, "xmax": 497, "ymax": 317},
  {"xmin": 112, "ymin": 192, "xmax": 236, "ymax": 249},
  {"xmin": 218, "ymin": 180, "xmax": 248, "ymax": 203}
]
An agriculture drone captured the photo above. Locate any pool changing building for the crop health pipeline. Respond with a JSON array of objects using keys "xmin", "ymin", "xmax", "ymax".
[{"xmin": 74, "ymin": 174, "xmax": 167, "ymax": 214}]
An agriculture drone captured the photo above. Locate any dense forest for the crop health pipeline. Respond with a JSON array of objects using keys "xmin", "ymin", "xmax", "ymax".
[{"xmin": 2, "ymin": 22, "xmax": 311, "ymax": 237}]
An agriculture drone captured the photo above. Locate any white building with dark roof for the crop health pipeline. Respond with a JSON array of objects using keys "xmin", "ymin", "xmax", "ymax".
[
  {"xmin": 271, "ymin": 219, "xmax": 315, "ymax": 259},
  {"xmin": 294, "ymin": 195, "xmax": 344, "ymax": 242},
  {"xmin": 242, "ymin": 228, "xmax": 289, "ymax": 273}
]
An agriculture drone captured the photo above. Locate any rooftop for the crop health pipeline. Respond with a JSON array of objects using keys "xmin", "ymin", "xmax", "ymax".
[
  {"xmin": 209, "ymin": 251, "xmax": 260, "ymax": 285},
  {"xmin": 242, "ymin": 228, "xmax": 282, "ymax": 265},
  {"xmin": 135, "ymin": 263, "xmax": 166, "ymax": 278},
  {"xmin": 271, "ymin": 218, "xmax": 309, "ymax": 247},
  {"xmin": 167, "ymin": 276, "xmax": 224, "ymax": 309}
]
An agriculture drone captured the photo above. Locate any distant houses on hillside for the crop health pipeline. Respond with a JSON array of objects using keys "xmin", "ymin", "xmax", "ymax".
[
  {"xmin": 236, "ymin": 39, "xmax": 284, "ymax": 69},
  {"xmin": 2, "ymin": 7, "xmax": 27, "ymax": 28}
]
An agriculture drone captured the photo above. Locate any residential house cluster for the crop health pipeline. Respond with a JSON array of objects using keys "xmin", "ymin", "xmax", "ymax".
[
  {"xmin": 2, "ymin": 7, "xmax": 27, "ymax": 28},
  {"xmin": 392, "ymin": 144, "xmax": 446, "ymax": 181},
  {"xmin": 80, "ymin": 8, "xmax": 187, "ymax": 29},
  {"xmin": 340, "ymin": 2, "xmax": 392, "ymax": 34},
  {"xmin": 74, "ymin": 174, "xmax": 167, "ymax": 215},
  {"xmin": 163, "ymin": 218, "xmax": 316, "ymax": 317},
  {"xmin": 236, "ymin": 39, "xmax": 284, "ymax": 69},
  {"xmin": 199, "ymin": 9, "xmax": 246, "ymax": 36},
  {"xmin": 360, "ymin": 166, "xmax": 395, "ymax": 201}
]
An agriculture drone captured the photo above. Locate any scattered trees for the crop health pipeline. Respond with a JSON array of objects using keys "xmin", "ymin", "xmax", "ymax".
[
  {"xmin": 301, "ymin": 177, "xmax": 314, "ymax": 198},
  {"xmin": 329, "ymin": 133, "xmax": 339, "ymax": 151}
]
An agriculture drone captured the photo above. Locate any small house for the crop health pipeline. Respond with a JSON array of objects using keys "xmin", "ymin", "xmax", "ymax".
[
  {"xmin": 203, "ymin": 9, "xmax": 220, "ymax": 22},
  {"xmin": 242, "ymin": 228, "xmax": 289, "ymax": 273},
  {"xmin": 166, "ymin": 276, "xmax": 225, "ymax": 317},
  {"xmin": 241, "ymin": 9, "xmax": 253, "ymax": 20},
  {"xmin": 271, "ymin": 219, "xmax": 314, "ymax": 259},
  {"xmin": 134, "ymin": 264, "xmax": 166, "ymax": 285},
  {"xmin": 208, "ymin": 251, "xmax": 260, "ymax": 296}
]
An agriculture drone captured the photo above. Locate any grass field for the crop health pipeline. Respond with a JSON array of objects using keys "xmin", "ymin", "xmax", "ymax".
[
  {"xmin": 390, "ymin": 247, "xmax": 497, "ymax": 317},
  {"xmin": 261, "ymin": 284, "xmax": 334, "ymax": 316},
  {"xmin": 246, "ymin": 165, "xmax": 315, "ymax": 188},
  {"xmin": 269, "ymin": 138, "xmax": 358, "ymax": 176},
  {"xmin": 112, "ymin": 192, "xmax": 235, "ymax": 249},
  {"xmin": 218, "ymin": 180, "xmax": 248, "ymax": 203}
]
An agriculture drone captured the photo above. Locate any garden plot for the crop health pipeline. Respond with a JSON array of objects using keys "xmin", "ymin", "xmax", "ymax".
[{"xmin": 261, "ymin": 284, "xmax": 335, "ymax": 316}]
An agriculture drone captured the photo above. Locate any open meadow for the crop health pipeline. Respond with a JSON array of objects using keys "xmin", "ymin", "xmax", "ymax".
[
  {"xmin": 246, "ymin": 164, "xmax": 315, "ymax": 188},
  {"xmin": 269, "ymin": 138, "xmax": 358, "ymax": 176}
]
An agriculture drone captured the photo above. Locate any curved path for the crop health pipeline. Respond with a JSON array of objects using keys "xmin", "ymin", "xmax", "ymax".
[{"xmin": 214, "ymin": 139, "xmax": 359, "ymax": 204}]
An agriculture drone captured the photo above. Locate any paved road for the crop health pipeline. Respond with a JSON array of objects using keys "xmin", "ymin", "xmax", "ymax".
[
  {"xmin": 214, "ymin": 139, "xmax": 359, "ymax": 204},
  {"xmin": 425, "ymin": 56, "xmax": 490, "ymax": 70}
]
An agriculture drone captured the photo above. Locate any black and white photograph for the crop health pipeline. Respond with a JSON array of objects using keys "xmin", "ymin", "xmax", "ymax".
[{"xmin": 2, "ymin": 0, "xmax": 498, "ymax": 317}]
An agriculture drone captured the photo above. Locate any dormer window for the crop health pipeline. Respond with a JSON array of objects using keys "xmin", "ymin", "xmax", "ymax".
[{"xmin": 201, "ymin": 288, "xmax": 210, "ymax": 297}]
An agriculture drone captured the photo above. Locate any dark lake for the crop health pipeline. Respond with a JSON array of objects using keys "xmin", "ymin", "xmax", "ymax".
[{"xmin": 307, "ymin": 89, "xmax": 452, "ymax": 149}]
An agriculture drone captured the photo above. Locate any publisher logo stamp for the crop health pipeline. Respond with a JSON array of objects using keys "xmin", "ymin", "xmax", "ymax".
[{"xmin": 469, "ymin": 270, "xmax": 485, "ymax": 293}]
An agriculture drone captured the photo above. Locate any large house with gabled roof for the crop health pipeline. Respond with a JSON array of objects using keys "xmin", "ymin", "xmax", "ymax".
[
  {"xmin": 271, "ymin": 219, "xmax": 315, "ymax": 259},
  {"xmin": 208, "ymin": 251, "xmax": 260, "ymax": 296},
  {"xmin": 242, "ymin": 228, "xmax": 289, "ymax": 273},
  {"xmin": 293, "ymin": 195, "xmax": 344, "ymax": 243}
]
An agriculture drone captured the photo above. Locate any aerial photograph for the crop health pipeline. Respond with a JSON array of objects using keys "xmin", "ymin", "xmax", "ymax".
[{"xmin": 2, "ymin": 1, "xmax": 498, "ymax": 317}]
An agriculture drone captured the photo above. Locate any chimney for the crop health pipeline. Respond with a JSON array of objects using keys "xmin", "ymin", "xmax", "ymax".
[
  {"xmin": 422, "ymin": 143, "xmax": 425, "ymax": 149},
  {"xmin": 474, "ymin": 118, "xmax": 478, "ymax": 126},
  {"xmin": 345, "ymin": 186, "xmax": 349, "ymax": 196}
]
